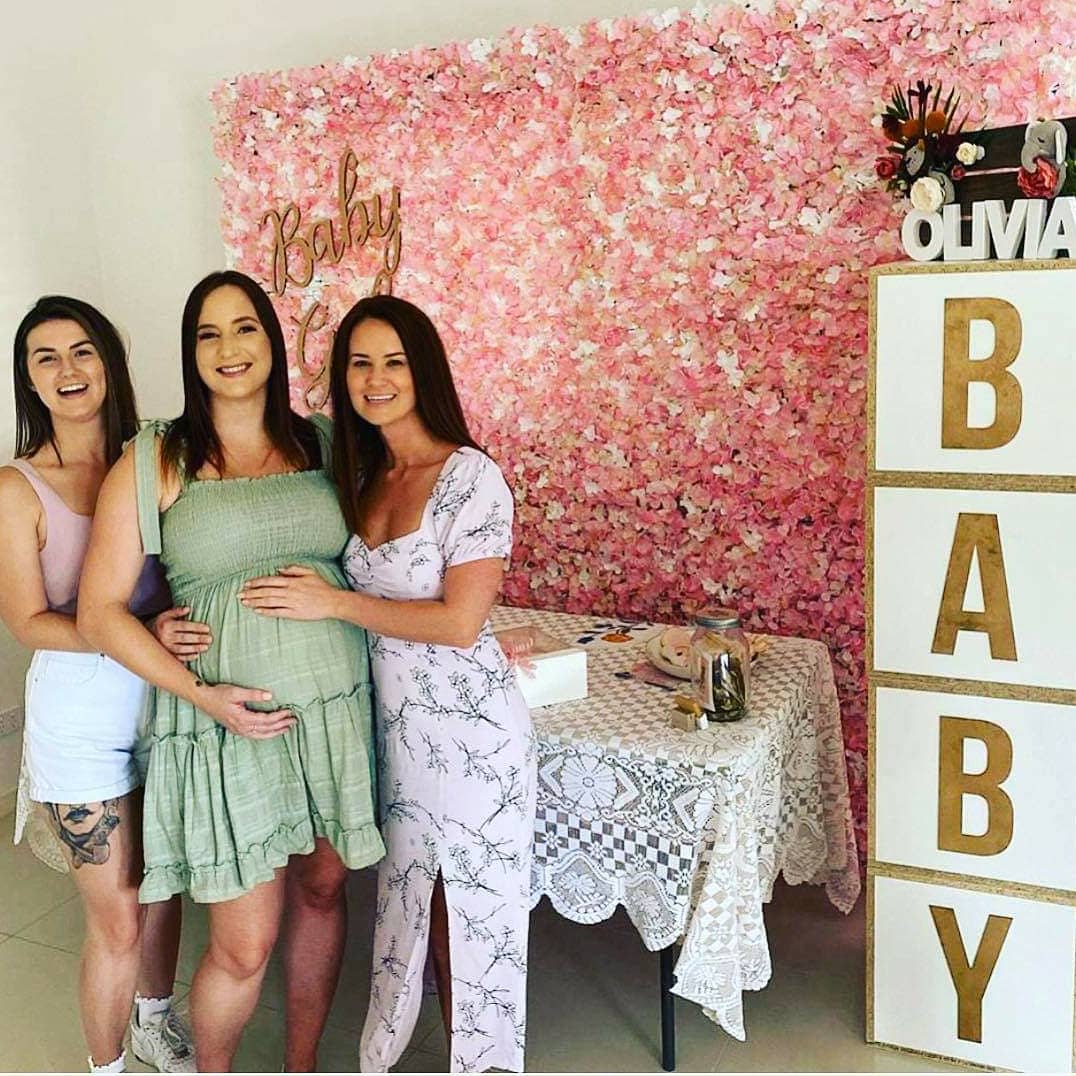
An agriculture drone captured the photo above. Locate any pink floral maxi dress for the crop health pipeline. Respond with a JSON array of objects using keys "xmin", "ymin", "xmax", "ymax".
[{"xmin": 349, "ymin": 448, "xmax": 536, "ymax": 1073}]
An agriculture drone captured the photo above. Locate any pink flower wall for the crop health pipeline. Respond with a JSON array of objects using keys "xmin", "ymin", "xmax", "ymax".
[{"xmin": 211, "ymin": 0, "xmax": 1076, "ymax": 863}]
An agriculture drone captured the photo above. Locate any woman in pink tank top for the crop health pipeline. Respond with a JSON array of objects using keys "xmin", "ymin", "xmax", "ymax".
[{"xmin": 0, "ymin": 297, "xmax": 207, "ymax": 1074}]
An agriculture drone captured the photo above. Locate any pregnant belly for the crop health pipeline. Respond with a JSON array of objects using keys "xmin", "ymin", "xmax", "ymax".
[{"xmin": 187, "ymin": 590, "xmax": 370, "ymax": 709}]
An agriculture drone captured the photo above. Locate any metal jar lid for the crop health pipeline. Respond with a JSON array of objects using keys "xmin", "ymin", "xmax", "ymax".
[{"xmin": 693, "ymin": 607, "xmax": 740, "ymax": 629}]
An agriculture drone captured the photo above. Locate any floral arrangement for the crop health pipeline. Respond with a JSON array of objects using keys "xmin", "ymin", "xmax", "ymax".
[
  {"xmin": 876, "ymin": 79, "xmax": 984, "ymax": 211},
  {"xmin": 1017, "ymin": 118, "xmax": 1073, "ymax": 199},
  {"xmin": 211, "ymin": 0, "xmax": 1076, "ymax": 866}
]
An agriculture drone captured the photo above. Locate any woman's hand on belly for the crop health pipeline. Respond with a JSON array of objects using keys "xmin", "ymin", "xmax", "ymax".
[
  {"xmin": 192, "ymin": 679, "xmax": 297, "ymax": 739},
  {"xmin": 239, "ymin": 564, "xmax": 341, "ymax": 621}
]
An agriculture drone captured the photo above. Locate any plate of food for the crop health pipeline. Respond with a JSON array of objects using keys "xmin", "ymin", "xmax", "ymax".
[{"xmin": 644, "ymin": 626, "xmax": 768, "ymax": 679}]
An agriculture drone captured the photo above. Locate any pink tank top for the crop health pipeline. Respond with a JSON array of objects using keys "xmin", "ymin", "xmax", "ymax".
[{"xmin": 7, "ymin": 458, "xmax": 168, "ymax": 618}]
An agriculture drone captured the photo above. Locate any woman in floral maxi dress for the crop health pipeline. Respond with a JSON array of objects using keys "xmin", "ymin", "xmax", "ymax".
[{"xmin": 241, "ymin": 295, "xmax": 536, "ymax": 1073}]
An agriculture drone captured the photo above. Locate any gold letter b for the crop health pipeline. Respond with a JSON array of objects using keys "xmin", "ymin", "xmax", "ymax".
[
  {"xmin": 937, "ymin": 716, "xmax": 1014, "ymax": 856},
  {"xmin": 942, "ymin": 297, "xmax": 1022, "ymax": 449}
]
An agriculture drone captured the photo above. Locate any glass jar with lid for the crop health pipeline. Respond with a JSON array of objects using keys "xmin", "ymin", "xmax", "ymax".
[{"xmin": 689, "ymin": 608, "xmax": 750, "ymax": 721}]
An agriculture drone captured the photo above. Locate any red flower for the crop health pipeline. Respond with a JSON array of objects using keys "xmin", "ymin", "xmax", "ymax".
[
  {"xmin": 875, "ymin": 155, "xmax": 898, "ymax": 179},
  {"xmin": 1017, "ymin": 157, "xmax": 1060, "ymax": 199},
  {"xmin": 950, "ymin": 164, "xmax": 966, "ymax": 181}
]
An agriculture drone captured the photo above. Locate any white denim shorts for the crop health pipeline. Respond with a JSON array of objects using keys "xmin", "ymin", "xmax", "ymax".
[{"xmin": 23, "ymin": 650, "xmax": 151, "ymax": 805}]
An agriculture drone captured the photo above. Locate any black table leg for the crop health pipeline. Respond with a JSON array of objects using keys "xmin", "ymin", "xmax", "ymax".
[{"xmin": 660, "ymin": 944, "xmax": 677, "ymax": 1071}]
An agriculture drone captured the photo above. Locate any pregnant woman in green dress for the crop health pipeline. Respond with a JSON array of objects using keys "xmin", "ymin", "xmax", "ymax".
[{"xmin": 78, "ymin": 271, "xmax": 384, "ymax": 1072}]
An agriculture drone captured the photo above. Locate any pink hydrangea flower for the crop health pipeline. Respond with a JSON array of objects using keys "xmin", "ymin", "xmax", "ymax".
[{"xmin": 210, "ymin": 0, "xmax": 1076, "ymax": 867}]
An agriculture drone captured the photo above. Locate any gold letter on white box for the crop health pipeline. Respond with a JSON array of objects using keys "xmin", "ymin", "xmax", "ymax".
[
  {"xmin": 942, "ymin": 297, "xmax": 1022, "ymax": 449},
  {"xmin": 932, "ymin": 513, "xmax": 1017, "ymax": 661},
  {"xmin": 930, "ymin": 905, "xmax": 1012, "ymax": 1043},
  {"xmin": 937, "ymin": 716, "xmax": 1014, "ymax": 855}
]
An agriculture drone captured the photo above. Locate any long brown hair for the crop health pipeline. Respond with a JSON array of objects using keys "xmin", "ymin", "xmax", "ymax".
[
  {"xmin": 161, "ymin": 270, "xmax": 319, "ymax": 480},
  {"xmin": 13, "ymin": 296, "xmax": 138, "ymax": 465},
  {"xmin": 329, "ymin": 295, "xmax": 481, "ymax": 532}
]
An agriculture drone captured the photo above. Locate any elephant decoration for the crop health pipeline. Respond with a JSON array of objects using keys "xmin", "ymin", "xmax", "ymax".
[{"xmin": 1020, "ymin": 119, "xmax": 1068, "ymax": 197}]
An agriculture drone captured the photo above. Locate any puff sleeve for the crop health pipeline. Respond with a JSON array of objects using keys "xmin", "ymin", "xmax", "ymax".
[{"xmin": 433, "ymin": 449, "xmax": 514, "ymax": 568}]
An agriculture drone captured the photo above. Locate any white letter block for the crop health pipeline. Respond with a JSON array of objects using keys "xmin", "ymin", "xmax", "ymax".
[
  {"xmin": 873, "ymin": 487, "xmax": 1076, "ymax": 690},
  {"xmin": 872, "ymin": 875, "xmax": 1076, "ymax": 1071},
  {"xmin": 874, "ymin": 687, "xmax": 1076, "ymax": 889},
  {"xmin": 874, "ymin": 265, "xmax": 1076, "ymax": 476}
]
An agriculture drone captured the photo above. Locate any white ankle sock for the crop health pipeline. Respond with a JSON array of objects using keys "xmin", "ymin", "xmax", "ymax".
[
  {"xmin": 88, "ymin": 1049, "xmax": 126, "ymax": 1073},
  {"xmin": 134, "ymin": 993, "xmax": 172, "ymax": 1025}
]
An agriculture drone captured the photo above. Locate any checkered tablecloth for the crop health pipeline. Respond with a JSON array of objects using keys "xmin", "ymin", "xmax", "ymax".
[{"xmin": 490, "ymin": 606, "xmax": 860, "ymax": 1041}]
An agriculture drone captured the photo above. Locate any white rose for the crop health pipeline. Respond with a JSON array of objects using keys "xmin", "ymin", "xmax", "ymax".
[
  {"xmin": 910, "ymin": 175, "xmax": 944, "ymax": 212},
  {"xmin": 956, "ymin": 142, "xmax": 980, "ymax": 165}
]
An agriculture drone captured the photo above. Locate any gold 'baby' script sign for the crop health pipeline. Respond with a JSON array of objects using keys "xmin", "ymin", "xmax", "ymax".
[{"xmin": 260, "ymin": 148, "xmax": 402, "ymax": 408}]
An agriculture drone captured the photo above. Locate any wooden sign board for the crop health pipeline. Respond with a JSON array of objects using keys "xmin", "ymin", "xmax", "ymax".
[
  {"xmin": 956, "ymin": 118, "xmax": 1076, "ymax": 212},
  {"xmin": 873, "ymin": 486, "xmax": 1076, "ymax": 690},
  {"xmin": 873, "ymin": 686, "xmax": 1076, "ymax": 891},
  {"xmin": 873, "ymin": 262, "xmax": 1076, "ymax": 474},
  {"xmin": 870, "ymin": 874, "xmax": 1076, "ymax": 1072},
  {"xmin": 867, "ymin": 260, "xmax": 1076, "ymax": 1071}
]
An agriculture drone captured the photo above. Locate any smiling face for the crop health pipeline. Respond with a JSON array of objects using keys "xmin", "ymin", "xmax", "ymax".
[
  {"xmin": 346, "ymin": 318, "xmax": 419, "ymax": 430},
  {"xmin": 193, "ymin": 285, "xmax": 273, "ymax": 401},
  {"xmin": 24, "ymin": 319, "xmax": 108, "ymax": 426}
]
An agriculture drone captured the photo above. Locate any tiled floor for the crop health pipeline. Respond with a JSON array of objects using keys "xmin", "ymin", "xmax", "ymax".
[{"xmin": 0, "ymin": 832, "xmax": 968, "ymax": 1073}]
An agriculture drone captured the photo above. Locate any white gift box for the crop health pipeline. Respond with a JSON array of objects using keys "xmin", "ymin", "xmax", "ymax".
[{"xmin": 495, "ymin": 627, "xmax": 588, "ymax": 708}]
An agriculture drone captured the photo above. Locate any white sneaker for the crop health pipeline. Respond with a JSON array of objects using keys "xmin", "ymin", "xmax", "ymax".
[{"xmin": 129, "ymin": 1007, "xmax": 196, "ymax": 1073}]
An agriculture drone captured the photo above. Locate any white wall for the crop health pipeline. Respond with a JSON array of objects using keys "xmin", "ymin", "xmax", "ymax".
[
  {"xmin": 0, "ymin": 19, "xmax": 110, "ymax": 709},
  {"xmin": 0, "ymin": 0, "xmax": 665, "ymax": 711}
]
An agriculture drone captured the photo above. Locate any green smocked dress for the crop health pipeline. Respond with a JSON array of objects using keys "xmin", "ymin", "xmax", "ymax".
[{"xmin": 133, "ymin": 415, "xmax": 384, "ymax": 903}]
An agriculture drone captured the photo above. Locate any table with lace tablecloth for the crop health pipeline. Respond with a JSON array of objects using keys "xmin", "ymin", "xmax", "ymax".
[{"xmin": 489, "ymin": 606, "xmax": 860, "ymax": 1047}]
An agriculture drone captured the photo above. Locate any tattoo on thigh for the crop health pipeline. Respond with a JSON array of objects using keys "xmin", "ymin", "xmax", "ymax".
[{"xmin": 46, "ymin": 800, "xmax": 121, "ymax": 868}]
